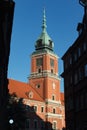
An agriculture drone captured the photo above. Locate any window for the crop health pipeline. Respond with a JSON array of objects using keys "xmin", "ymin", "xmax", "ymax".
[
  {"xmin": 52, "ymin": 95, "xmax": 55, "ymax": 100},
  {"xmin": 38, "ymin": 68, "xmax": 41, "ymax": 73},
  {"xmin": 36, "ymin": 84, "xmax": 40, "ymax": 88},
  {"xmin": 69, "ymin": 57, "xmax": 72, "ymax": 65},
  {"xmin": 29, "ymin": 91, "xmax": 33, "ymax": 98},
  {"xmin": 75, "ymin": 96, "xmax": 79, "ymax": 111},
  {"xmin": 78, "ymin": 67, "xmax": 82, "ymax": 80},
  {"xmin": 78, "ymin": 47, "xmax": 81, "ymax": 57},
  {"xmin": 70, "ymin": 76, "xmax": 72, "ymax": 84},
  {"xmin": 33, "ymin": 106, "xmax": 37, "ymax": 112},
  {"xmin": 25, "ymin": 119, "xmax": 30, "ymax": 129},
  {"xmin": 37, "ymin": 39, "xmax": 42, "ymax": 47},
  {"xmin": 85, "ymin": 92, "xmax": 87, "ymax": 107},
  {"xmin": 51, "ymin": 69, "xmax": 53, "ymax": 73},
  {"xmin": 52, "ymin": 121, "xmax": 57, "ymax": 130},
  {"xmin": 41, "ymin": 106, "xmax": 44, "ymax": 112},
  {"xmin": 80, "ymin": 94, "xmax": 84, "ymax": 109},
  {"xmin": 53, "ymin": 108, "xmax": 56, "ymax": 113},
  {"xmin": 25, "ymin": 105, "xmax": 30, "ymax": 111},
  {"xmin": 34, "ymin": 120, "xmax": 38, "ymax": 129},
  {"xmin": 41, "ymin": 121, "xmax": 45, "ymax": 129},
  {"xmin": 84, "ymin": 64, "xmax": 87, "ymax": 77},
  {"xmin": 36, "ymin": 58, "xmax": 43, "ymax": 66},
  {"xmin": 83, "ymin": 42, "xmax": 87, "ymax": 51},
  {"xmin": 50, "ymin": 59, "xmax": 54, "ymax": 67},
  {"xmin": 49, "ymin": 40, "xmax": 52, "ymax": 48},
  {"xmin": 74, "ymin": 71, "xmax": 78, "ymax": 84},
  {"xmin": 74, "ymin": 52, "xmax": 77, "ymax": 61}
]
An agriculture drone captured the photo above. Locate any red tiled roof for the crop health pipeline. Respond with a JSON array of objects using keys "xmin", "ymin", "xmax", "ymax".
[{"xmin": 8, "ymin": 79, "xmax": 44, "ymax": 102}]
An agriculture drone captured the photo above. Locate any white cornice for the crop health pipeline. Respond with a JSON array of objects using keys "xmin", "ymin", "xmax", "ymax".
[
  {"xmin": 45, "ymin": 99, "xmax": 61, "ymax": 106},
  {"xmin": 23, "ymin": 98, "xmax": 45, "ymax": 105},
  {"xmin": 29, "ymin": 71, "xmax": 61, "ymax": 80},
  {"xmin": 45, "ymin": 113, "xmax": 63, "ymax": 118},
  {"xmin": 31, "ymin": 51, "xmax": 59, "ymax": 59}
]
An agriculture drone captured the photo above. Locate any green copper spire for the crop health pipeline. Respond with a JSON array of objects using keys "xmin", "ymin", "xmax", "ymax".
[
  {"xmin": 42, "ymin": 8, "xmax": 47, "ymax": 33},
  {"xmin": 35, "ymin": 8, "xmax": 54, "ymax": 51}
]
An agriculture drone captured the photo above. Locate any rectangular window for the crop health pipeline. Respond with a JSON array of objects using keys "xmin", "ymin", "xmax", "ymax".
[
  {"xmin": 85, "ymin": 93, "xmax": 87, "ymax": 107},
  {"xmin": 50, "ymin": 59, "xmax": 54, "ymax": 67},
  {"xmin": 41, "ymin": 121, "xmax": 45, "ymax": 128},
  {"xmin": 83, "ymin": 42, "xmax": 87, "ymax": 52},
  {"xmin": 70, "ymin": 76, "xmax": 72, "ymax": 84},
  {"xmin": 41, "ymin": 106, "xmax": 44, "ymax": 112},
  {"xmin": 84, "ymin": 64, "xmax": 87, "ymax": 77},
  {"xmin": 75, "ymin": 96, "xmax": 79, "ymax": 111},
  {"xmin": 34, "ymin": 120, "xmax": 38, "ymax": 129},
  {"xmin": 36, "ymin": 58, "xmax": 43, "ymax": 66},
  {"xmin": 74, "ymin": 71, "xmax": 78, "ymax": 84},
  {"xmin": 51, "ymin": 69, "xmax": 53, "ymax": 73},
  {"xmin": 78, "ymin": 67, "xmax": 82, "ymax": 81},
  {"xmin": 80, "ymin": 94, "xmax": 84, "ymax": 109},
  {"xmin": 25, "ymin": 119, "xmax": 30, "ymax": 128},
  {"xmin": 33, "ymin": 106, "xmax": 37, "ymax": 112},
  {"xmin": 69, "ymin": 57, "xmax": 72, "ymax": 65},
  {"xmin": 74, "ymin": 52, "xmax": 77, "ymax": 61},
  {"xmin": 52, "ymin": 122, "xmax": 57, "ymax": 129},
  {"xmin": 78, "ymin": 47, "xmax": 81, "ymax": 57}
]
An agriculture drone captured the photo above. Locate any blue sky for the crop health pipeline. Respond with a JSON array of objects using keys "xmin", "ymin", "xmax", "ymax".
[{"xmin": 8, "ymin": 0, "xmax": 84, "ymax": 92}]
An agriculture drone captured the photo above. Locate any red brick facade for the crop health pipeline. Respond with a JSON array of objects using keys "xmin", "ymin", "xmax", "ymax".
[
  {"xmin": 8, "ymin": 50, "xmax": 65, "ymax": 130},
  {"xmin": 8, "ymin": 9, "xmax": 65, "ymax": 129}
]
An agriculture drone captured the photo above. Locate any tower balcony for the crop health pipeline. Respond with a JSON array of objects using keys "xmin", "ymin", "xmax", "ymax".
[{"xmin": 29, "ymin": 71, "xmax": 60, "ymax": 80}]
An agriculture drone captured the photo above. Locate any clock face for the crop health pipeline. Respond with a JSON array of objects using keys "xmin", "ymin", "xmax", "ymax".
[{"xmin": 52, "ymin": 82, "xmax": 55, "ymax": 89}]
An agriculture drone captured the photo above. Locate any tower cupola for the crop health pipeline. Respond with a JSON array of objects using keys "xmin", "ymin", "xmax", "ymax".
[{"xmin": 35, "ymin": 9, "xmax": 54, "ymax": 51}]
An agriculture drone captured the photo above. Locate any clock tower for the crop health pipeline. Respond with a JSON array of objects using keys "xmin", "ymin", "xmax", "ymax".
[{"xmin": 29, "ymin": 9, "xmax": 61, "ymax": 102}]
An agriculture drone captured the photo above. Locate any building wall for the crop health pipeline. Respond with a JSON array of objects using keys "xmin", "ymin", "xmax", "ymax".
[{"xmin": 62, "ymin": 27, "xmax": 87, "ymax": 130}]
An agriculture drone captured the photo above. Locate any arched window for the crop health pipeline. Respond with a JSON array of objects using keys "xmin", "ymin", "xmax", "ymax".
[
  {"xmin": 53, "ymin": 108, "xmax": 56, "ymax": 114},
  {"xmin": 52, "ymin": 95, "xmax": 55, "ymax": 100}
]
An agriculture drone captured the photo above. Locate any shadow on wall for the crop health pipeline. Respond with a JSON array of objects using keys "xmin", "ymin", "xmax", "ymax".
[{"xmin": 8, "ymin": 92, "xmax": 66, "ymax": 130}]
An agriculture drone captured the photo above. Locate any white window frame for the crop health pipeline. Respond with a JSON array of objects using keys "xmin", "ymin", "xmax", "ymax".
[
  {"xmin": 52, "ymin": 121, "xmax": 57, "ymax": 130},
  {"xmin": 33, "ymin": 105, "xmax": 38, "ymax": 112}
]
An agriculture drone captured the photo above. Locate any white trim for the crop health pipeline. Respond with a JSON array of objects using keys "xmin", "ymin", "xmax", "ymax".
[
  {"xmin": 52, "ymin": 120, "xmax": 57, "ymax": 129},
  {"xmin": 31, "ymin": 51, "xmax": 59, "ymax": 59},
  {"xmin": 45, "ymin": 99, "xmax": 61, "ymax": 105},
  {"xmin": 34, "ymin": 105, "xmax": 38, "ymax": 112},
  {"xmin": 46, "ymin": 112, "xmax": 62, "ymax": 118},
  {"xmin": 23, "ymin": 98, "xmax": 45, "ymax": 105}
]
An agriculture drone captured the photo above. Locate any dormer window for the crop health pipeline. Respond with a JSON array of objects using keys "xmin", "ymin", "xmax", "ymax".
[
  {"xmin": 29, "ymin": 91, "xmax": 33, "ymax": 98},
  {"xmin": 36, "ymin": 84, "xmax": 40, "ymax": 88},
  {"xmin": 49, "ymin": 40, "xmax": 52, "ymax": 48},
  {"xmin": 37, "ymin": 39, "xmax": 42, "ymax": 47}
]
